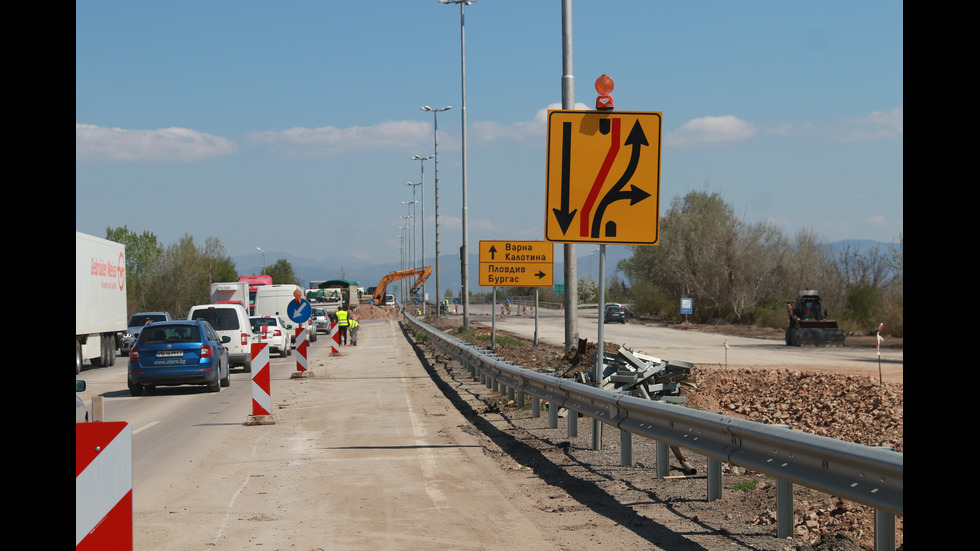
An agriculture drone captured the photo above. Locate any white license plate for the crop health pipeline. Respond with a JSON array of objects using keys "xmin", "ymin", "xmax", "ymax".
[{"xmin": 157, "ymin": 350, "xmax": 184, "ymax": 358}]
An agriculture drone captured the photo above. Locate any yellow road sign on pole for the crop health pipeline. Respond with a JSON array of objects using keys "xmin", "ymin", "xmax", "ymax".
[
  {"xmin": 545, "ymin": 110, "xmax": 662, "ymax": 245},
  {"xmin": 478, "ymin": 240, "xmax": 554, "ymax": 287}
]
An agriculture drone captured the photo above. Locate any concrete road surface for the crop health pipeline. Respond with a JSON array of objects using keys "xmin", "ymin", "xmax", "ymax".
[{"xmin": 130, "ymin": 318, "xmax": 579, "ymax": 550}]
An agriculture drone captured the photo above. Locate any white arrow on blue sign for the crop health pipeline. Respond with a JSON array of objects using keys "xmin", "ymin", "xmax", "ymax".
[{"xmin": 287, "ymin": 299, "xmax": 312, "ymax": 324}]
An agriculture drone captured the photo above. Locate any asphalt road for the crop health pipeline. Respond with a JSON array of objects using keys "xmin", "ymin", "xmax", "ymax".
[{"xmin": 77, "ymin": 320, "xmax": 582, "ymax": 550}]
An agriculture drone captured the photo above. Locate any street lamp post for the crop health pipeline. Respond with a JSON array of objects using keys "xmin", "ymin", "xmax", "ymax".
[
  {"xmin": 439, "ymin": 0, "xmax": 473, "ymax": 329},
  {"xmin": 421, "ymin": 106, "xmax": 450, "ymax": 317},
  {"xmin": 409, "ymin": 156, "xmax": 432, "ymax": 309},
  {"xmin": 256, "ymin": 247, "xmax": 266, "ymax": 273},
  {"xmin": 400, "ymin": 210, "xmax": 413, "ymax": 271}
]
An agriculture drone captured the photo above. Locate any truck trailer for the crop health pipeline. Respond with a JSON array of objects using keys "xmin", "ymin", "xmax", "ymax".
[{"xmin": 76, "ymin": 231, "xmax": 127, "ymax": 373}]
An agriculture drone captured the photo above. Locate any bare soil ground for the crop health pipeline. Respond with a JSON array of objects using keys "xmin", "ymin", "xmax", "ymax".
[{"xmin": 411, "ymin": 316, "xmax": 903, "ymax": 551}]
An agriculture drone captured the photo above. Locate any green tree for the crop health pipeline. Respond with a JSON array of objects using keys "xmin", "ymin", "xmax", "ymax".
[
  {"xmin": 144, "ymin": 234, "xmax": 238, "ymax": 317},
  {"xmin": 577, "ymin": 275, "xmax": 597, "ymax": 303},
  {"xmin": 263, "ymin": 258, "xmax": 297, "ymax": 286},
  {"xmin": 105, "ymin": 226, "xmax": 163, "ymax": 314}
]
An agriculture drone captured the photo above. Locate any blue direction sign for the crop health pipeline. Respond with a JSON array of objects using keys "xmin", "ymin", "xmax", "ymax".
[{"xmin": 287, "ymin": 298, "xmax": 312, "ymax": 324}]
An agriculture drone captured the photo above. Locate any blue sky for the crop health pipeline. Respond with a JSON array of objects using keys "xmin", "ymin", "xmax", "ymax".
[{"xmin": 76, "ymin": 1, "xmax": 903, "ymax": 275}]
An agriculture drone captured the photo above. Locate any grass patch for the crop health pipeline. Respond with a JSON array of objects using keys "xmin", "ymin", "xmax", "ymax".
[{"xmin": 726, "ymin": 480, "xmax": 758, "ymax": 491}]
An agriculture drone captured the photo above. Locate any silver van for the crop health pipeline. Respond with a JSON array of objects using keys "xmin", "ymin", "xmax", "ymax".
[{"xmin": 187, "ymin": 304, "xmax": 253, "ymax": 372}]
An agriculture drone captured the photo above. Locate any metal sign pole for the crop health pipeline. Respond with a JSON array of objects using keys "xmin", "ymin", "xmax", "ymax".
[{"xmin": 593, "ymin": 243, "xmax": 606, "ymax": 450}]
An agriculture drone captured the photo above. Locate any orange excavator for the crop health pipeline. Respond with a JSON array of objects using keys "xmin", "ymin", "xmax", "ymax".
[{"xmin": 366, "ymin": 266, "xmax": 432, "ymax": 305}]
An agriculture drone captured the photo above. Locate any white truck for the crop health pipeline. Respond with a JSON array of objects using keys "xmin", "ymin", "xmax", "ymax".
[
  {"xmin": 76, "ymin": 231, "xmax": 127, "ymax": 374},
  {"xmin": 209, "ymin": 281, "xmax": 250, "ymax": 311},
  {"xmin": 253, "ymin": 284, "xmax": 317, "ymax": 343}
]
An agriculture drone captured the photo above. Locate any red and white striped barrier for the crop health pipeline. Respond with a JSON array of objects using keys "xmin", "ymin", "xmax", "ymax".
[
  {"xmin": 248, "ymin": 343, "xmax": 275, "ymax": 424},
  {"xmin": 330, "ymin": 321, "xmax": 340, "ymax": 355},
  {"xmin": 295, "ymin": 327, "xmax": 307, "ymax": 372},
  {"xmin": 76, "ymin": 422, "xmax": 132, "ymax": 550}
]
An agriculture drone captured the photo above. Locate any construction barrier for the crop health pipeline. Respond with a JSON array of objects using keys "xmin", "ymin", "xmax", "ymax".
[
  {"xmin": 294, "ymin": 327, "xmax": 307, "ymax": 372},
  {"xmin": 248, "ymin": 343, "xmax": 274, "ymax": 424},
  {"xmin": 330, "ymin": 321, "xmax": 340, "ymax": 354},
  {"xmin": 76, "ymin": 422, "xmax": 132, "ymax": 550}
]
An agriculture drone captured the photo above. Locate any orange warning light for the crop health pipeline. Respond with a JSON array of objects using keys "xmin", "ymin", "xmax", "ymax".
[
  {"xmin": 293, "ymin": 289, "xmax": 302, "ymax": 303},
  {"xmin": 595, "ymin": 74, "xmax": 614, "ymax": 110}
]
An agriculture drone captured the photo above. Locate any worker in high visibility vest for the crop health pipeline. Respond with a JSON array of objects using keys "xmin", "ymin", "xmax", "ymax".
[
  {"xmin": 336, "ymin": 307, "xmax": 350, "ymax": 345},
  {"xmin": 349, "ymin": 318, "xmax": 359, "ymax": 346}
]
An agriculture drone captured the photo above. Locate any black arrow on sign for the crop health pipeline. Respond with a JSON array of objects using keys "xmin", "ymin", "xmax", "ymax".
[
  {"xmin": 552, "ymin": 121, "xmax": 577, "ymax": 234},
  {"xmin": 590, "ymin": 120, "xmax": 651, "ymax": 238},
  {"xmin": 535, "ymin": 271, "xmax": 546, "ymax": 279},
  {"xmin": 488, "ymin": 245, "xmax": 497, "ymax": 260}
]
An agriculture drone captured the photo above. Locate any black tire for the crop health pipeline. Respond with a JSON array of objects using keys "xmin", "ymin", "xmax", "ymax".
[
  {"xmin": 128, "ymin": 383, "xmax": 144, "ymax": 396},
  {"xmin": 76, "ymin": 341, "xmax": 82, "ymax": 374},
  {"xmin": 207, "ymin": 370, "xmax": 220, "ymax": 392},
  {"xmin": 220, "ymin": 365, "xmax": 231, "ymax": 387}
]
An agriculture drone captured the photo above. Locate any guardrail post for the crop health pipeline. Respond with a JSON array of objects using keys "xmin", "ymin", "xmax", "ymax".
[
  {"xmin": 707, "ymin": 457, "xmax": 722, "ymax": 502},
  {"xmin": 777, "ymin": 478, "xmax": 793, "ymax": 539},
  {"xmin": 657, "ymin": 441, "xmax": 669, "ymax": 479},
  {"xmin": 549, "ymin": 401, "xmax": 558, "ymax": 428},
  {"xmin": 532, "ymin": 396, "xmax": 540, "ymax": 418},
  {"xmin": 874, "ymin": 510, "xmax": 896, "ymax": 551},
  {"xmin": 567, "ymin": 409, "xmax": 577, "ymax": 437},
  {"xmin": 620, "ymin": 430, "xmax": 632, "ymax": 466},
  {"xmin": 517, "ymin": 389, "xmax": 524, "ymax": 408}
]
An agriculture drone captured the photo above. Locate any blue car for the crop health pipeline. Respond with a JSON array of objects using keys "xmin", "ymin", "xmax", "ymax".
[{"xmin": 128, "ymin": 320, "xmax": 231, "ymax": 396}]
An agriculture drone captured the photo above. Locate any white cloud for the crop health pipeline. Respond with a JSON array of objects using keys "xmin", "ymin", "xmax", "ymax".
[
  {"xmin": 469, "ymin": 103, "xmax": 589, "ymax": 145},
  {"xmin": 797, "ymin": 107, "xmax": 903, "ymax": 142},
  {"xmin": 75, "ymin": 124, "xmax": 237, "ymax": 163},
  {"xmin": 243, "ymin": 120, "xmax": 431, "ymax": 159},
  {"xmin": 665, "ymin": 115, "xmax": 758, "ymax": 148}
]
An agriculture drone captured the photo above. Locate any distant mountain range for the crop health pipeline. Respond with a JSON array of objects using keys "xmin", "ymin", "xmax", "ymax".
[{"xmin": 233, "ymin": 239, "xmax": 897, "ymax": 297}]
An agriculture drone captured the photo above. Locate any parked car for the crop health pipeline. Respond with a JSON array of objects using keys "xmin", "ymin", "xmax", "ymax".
[
  {"xmin": 127, "ymin": 320, "xmax": 230, "ymax": 396},
  {"xmin": 76, "ymin": 380, "xmax": 89, "ymax": 423},
  {"xmin": 604, "ymin": 304, "xmax": 627, "ymax": 324},
  {"xmin": 250, "ymin": 316, "xmax": 292, "ymax": 358},
  {"xmin": 187, "ymin": 304, "xmax": 253, "ymax": 372},
  {"xmin": 311, "ymin": 307, "xmax": 330, "ymax": 334},
  {"xmin": 121, "ymin": 311, "xmax": 173, "ymax": 355}
]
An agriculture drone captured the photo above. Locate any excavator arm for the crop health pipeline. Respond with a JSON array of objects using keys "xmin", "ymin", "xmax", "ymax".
[{"xmin": 371, "ymin": 266, "xmax": 433, "ymax": 304}]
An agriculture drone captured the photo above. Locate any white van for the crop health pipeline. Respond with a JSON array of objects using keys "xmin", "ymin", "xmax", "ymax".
[
  {"xmin": 254, "ymin": 284, "xmax": 317, "ymax": 345},
  {"xmin": 187, "ymin": 303, "xmax": 253, "ymax": 372}
]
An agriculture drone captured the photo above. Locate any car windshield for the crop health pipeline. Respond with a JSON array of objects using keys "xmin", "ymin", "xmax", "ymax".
[
  {"xmin": 608, "ymin": 307, "xmax": 623, "ymax": 313},
  {"xmin": 250, "ymin": 317, "xmax": 279, "ymax": 330},
  {"xmin": 139, "ymin": 325, "xmax": 199, "ymax": 345},
  {"xmin": 191, "ymin": 309, "xmax": 240, "ymax": 331},
  {"xmin": 129, "ymin": 314, "xmax": 167, "ymax": 326}
]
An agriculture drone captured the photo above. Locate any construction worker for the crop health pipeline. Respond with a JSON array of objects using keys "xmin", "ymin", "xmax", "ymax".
[
  {"xmin": 336, "ymin": 306, "xmax": 350, "ymax": 345},
  {"xmin": 349, "ymin": 317, "xmax": 359, "ymax": 346}
]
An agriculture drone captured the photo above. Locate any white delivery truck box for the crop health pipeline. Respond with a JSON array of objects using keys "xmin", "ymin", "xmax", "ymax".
[
  {"xmin": 76, "ymin": 231, "xmax": 127, "ymax": 373},
  {"xmin": 254, "ymin": 284, "xmax": 317, "ymax": 344},
  {"xmin": 210, "ymin": 281, "xmax": 250, "ymax": 311}
]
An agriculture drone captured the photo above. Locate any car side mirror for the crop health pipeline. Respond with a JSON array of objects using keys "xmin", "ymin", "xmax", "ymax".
[{"xmin": 76, "ymin": 380, "xmax": 86, "ymax": 392}]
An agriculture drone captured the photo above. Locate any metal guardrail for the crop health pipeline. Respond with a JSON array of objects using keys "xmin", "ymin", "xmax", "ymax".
[{"xmin": 403, "ymin": 313, "xmax": 903, "ymax": 549}]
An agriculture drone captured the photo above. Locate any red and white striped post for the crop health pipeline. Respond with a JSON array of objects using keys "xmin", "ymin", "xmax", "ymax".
[
  {"xmin": 330, "ymin": 321, "xmax": 340, "ymax": 355},
  {"xmin": 290, "ymin": 327, "xmax": 311, "ymax": 378},
  {"xmin": 76, "ymin": 422, "xmax": 132, "ymax": 550},
  {"xmin": 247, "ymin": 342, "xmax": 275, "ymax": 425}
]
